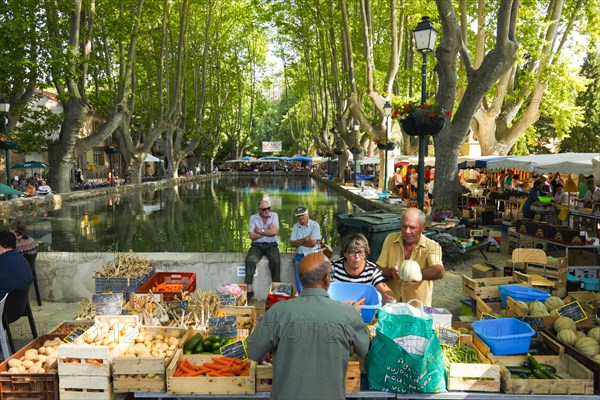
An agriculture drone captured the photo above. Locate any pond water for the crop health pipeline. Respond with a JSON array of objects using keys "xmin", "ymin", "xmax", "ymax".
[{"xmin": 11, "ymin": 176, "xmax": 356, "ymax": 253}]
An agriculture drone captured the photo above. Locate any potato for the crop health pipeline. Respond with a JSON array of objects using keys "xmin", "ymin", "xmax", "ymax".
[
  {"xmin": 37, "ymin": 346, "xmax": 46, "ymax": 355},
  {"xmin": 45, "ymin": 357, "xmax": 58, "ymax": 370},
  {"xmin": 7, "ymin": 367, "xmax": 20, "ymax": 374},
  {"xmin": 24, "ymin": 349, "xmax": 38, "ymax": 359},
  {"xmin": 22, "ymin": 360, "xmax": 35, "ymax": 369},
  {"xmin": 37, "ymin": 355, "xmax": 47, "ymax": 364},
  {"xmin": 7, "ymin": 359, "xmax": 22, "ymax": 368},
  {"xmin": 16, "ymin": 365, "xmax": 26, "ymax": 373},
  {"xmin": 28, "ymin": 366, "xmax": 40, "ymax": 373}
]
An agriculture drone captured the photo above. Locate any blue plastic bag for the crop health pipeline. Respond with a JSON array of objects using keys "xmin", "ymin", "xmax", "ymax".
[{"xmin": 366, "ymin": 302, "xmax": 447, "ymax": 394}]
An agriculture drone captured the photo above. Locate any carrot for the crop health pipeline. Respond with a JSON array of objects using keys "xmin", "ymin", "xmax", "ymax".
[
  {"xmin": 212, "ymin": 357, "xmax": 233, "ymax": 366},
  {"xmin": 203, "ymin": 362, "xmax": 223, "ymax": 370},
  {"xmin": 240, "ymin": 369, "xmax": 249, "ymax": 376}
]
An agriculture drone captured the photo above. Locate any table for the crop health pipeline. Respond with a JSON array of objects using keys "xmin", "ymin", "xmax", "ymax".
[
  {"xmin": 514, "ymin": 232, "xmax": 600, "ymax": 260},
  {"xmin": 133, "ymin": 392, "xmax": 600, "ymax": 399}
]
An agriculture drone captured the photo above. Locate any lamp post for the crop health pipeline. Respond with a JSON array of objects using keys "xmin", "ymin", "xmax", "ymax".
[
  {"xmin": 353, "ymin": 121, "xmax": 359, "ymax": 187},
  {"xmin": 0, "ymin": 97, "xmax": 12, "ymax": 185},
  {"xmin": 413, "ymin": 16, "xmax": 438, "ymax": 210},
  {"xmin": 104, "ymin": 145, "xmax": 119, "ymax": 186},
  {"xmin": 383, "ymin": 101, "xmax": 392, "ymax": 192}
]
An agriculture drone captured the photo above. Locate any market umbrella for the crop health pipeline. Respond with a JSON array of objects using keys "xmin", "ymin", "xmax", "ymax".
[
  {"xmin": 0, "ymin": 183, "xmax": 23, "ymax": 196},
  {"xmin": 11, "ymin": 161, "xmax": 49, "ymax": 178}
]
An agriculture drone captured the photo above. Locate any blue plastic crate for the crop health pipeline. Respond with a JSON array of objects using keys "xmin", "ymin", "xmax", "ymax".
[
  {"xmin": 328, "ymin": 282, "xmax": 382, "ymax": 324},
  {"xmin": 498, "ymin": 285, "xmax": 550, "ymax": 308},
  {"xmin": 94, "ymin": 265, "xmax": 155, "ymax": 294},
  {"xmin": 472, "ymin": 318, "xmax": 535, "ymax": 356}
]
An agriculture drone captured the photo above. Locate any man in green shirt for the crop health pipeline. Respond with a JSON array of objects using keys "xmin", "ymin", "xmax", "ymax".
[{"xmin": 247, "ymin": 252, "xmax": 370, "ymax": 400}]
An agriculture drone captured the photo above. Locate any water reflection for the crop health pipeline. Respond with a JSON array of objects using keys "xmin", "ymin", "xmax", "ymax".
[{"xmin": 12, "ymin": 176, "xmax": 354, "ymax": 253}]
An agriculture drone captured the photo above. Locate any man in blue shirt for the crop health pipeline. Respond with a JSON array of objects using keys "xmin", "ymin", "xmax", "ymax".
[
  {"xmin": 247, "ymin": 252, "xmax": 369, "ymax": 400},
  {"xmin": 245, "ymin": 198, "xmax": 281, "ymax": 301},
  {"xmin": 0, "ymin": 230, "xmax": 33, "ymax": 298},
  {"xmin": 289, "ymin": 206, "xmax": 321, "ymax": 292}
]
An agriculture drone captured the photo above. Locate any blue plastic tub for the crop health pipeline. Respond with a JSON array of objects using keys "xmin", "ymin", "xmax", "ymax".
[
  {"xmin": 328, "ymin": 282, "xmax": 382, "ymax": 324},
  {"xmin": 472, "ymin": 318, "xmax": 536, "ymax": 356},
  {"xmin": 581, "ymin": 277, "xmax": 600, "ymax": 291},
  {"xmin": 498, "ymin": 285, "xmax": 551, "ymax": 308}
]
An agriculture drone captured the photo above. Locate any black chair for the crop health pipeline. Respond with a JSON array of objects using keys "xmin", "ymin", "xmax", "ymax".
[
  {"xmin": 23, "ymin": 253, "xmax": 41, "ymax": 306},
  {"xmin": 2, "ymin": 285, "xmax": 38, "ymax": 354}
]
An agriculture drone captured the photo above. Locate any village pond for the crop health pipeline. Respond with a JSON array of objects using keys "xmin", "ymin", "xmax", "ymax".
[{"xmin": 8, "ymin": 175, "xmax": 356, "ymax": 253}]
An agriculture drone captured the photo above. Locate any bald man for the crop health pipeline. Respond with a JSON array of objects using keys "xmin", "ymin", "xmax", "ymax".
[
  {"xmin": 377, "ymin": 208, "xmax": 444, "ymax": 306},
  {"xmin": 247, "ymin": 252, "xmax": 369, "ymax": 400}
]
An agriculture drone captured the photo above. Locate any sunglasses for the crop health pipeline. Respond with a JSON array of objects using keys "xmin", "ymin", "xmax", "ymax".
[{"xmin": 260, "ymin": 207, "xmax": 271, "ymax": 211}]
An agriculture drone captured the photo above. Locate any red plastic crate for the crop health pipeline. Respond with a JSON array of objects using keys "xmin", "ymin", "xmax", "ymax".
[{"xmin": 136, "ymin": 272, "xmax": 196, "ymax": 300}]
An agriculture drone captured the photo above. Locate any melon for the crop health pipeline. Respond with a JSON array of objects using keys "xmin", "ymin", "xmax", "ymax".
[
  {"xmin": 593, "ymin": 354, "xmax": 600, "ymax": 364},
  {"xmin": 557, "ymin": 329, "xmax": 578, "ymax": 346},
  {"xmin": 575, "ymin": 337, "xmax": 600, "ymax": 357},
  {"xmin": 530, "ymin": 308, "xmax": 550, "ymax": 317},
  {"xmin": 554, "ymin": 316, "xmax": 576, "ymax": 333},
  {"xmin": 588, "ymin": 327, "xmax": 600, "ymax": 342},
  {"xmin": 529, "ymin": 300, "xmax": 547, "ymax": 314},
  {"xmin": 549, "ymin": 309, "xmax": 560, "ymax": 317},
  {"xmin": 575, "ymin": 330, "xmax": 587, "ymax": 339},
  {"xmin": 398, "ymin": 260, "xmax": 422, "ymax": 282},
  {"xmin": 544, "ymin": 296, "xmax": 565, "ymax": 311}
]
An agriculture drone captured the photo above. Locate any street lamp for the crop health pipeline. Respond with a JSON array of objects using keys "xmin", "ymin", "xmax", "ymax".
[
  {"xmin": 383, "ymin": 101, "xmax": 392, "ymax": 192},
  {"xmin": 0, "ymin": 96, "xmax": 12, "ymax": 185},
  {"xmin": 353, "ymin": 121, "xmax": 359, "ymax": 187},
  {"xmin": 104, "ymin": 145, "xmax": 119, "ymax": 186},
  {"xmin": 413, "ymin": 16, "xmax": 438, "ymax": 210}
]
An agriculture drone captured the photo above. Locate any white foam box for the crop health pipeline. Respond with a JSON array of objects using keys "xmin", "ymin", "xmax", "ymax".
[{"xmin": 423, "ymin": 306, "xmax": 452, "ymax": 329}]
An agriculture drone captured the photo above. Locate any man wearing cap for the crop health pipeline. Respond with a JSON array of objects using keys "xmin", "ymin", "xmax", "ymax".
[
  {"xmin": 245, "ymin": 198, "xmax": 281, "ymax": 301},
  {"xmin": 289, "ymin": 207, "xmax": 321, "ymax": 292}
]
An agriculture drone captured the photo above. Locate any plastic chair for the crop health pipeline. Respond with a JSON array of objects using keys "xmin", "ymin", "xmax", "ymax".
[
  {"xmin": 2, "ymin": 285, "xmax": 38, "ymax": 354},
  {"xmin": 23, "ymin": 253, "xmax": 41, "ymax": 306},
  {"xmin": 0, "ymin": 293, "xmax": 10, "ymax": 360}
]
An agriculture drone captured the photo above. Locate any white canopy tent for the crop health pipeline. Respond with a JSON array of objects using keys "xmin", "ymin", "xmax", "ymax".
[{"xmin": 486, "ymin": 153, "xmax": 600, "ymax": 176}]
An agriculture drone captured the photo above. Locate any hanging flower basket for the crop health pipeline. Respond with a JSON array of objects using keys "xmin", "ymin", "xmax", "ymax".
[
  {"xmin": 333, "ymin": 148, "xmax": 345, "ymax": 155},
  {"xmin": 393, "ymin": 102, "xmax": 450, "ymax": 137},
  {"xmin": 350, "ymin": 147, "xmax": 364, "ymax": 155},
  {"xmin": 376, "ymin": 142, "xmax": 396, "ymax": 151},
  {"xmin": 0, "ymin": 140, "xmax": 17, "ymax": 150}
]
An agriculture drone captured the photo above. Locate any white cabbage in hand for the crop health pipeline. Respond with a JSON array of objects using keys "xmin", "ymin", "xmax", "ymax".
[{"xmin": 398, "ymin": 260, "xmax": 422, "ymax": 282}]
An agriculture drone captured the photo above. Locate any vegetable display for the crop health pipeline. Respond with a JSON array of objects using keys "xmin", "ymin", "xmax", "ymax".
[
  {"xmin": 174, "ymin": 356, "xmax": 250, "ymax": 377},
  {"xmin": 94, "ymin": 251, "xmax": 153, "ymax": 278},
  {"xmin": 506, "ymin": 354, "xmax": 563, "ymax": 379},
  {"xmin": 0, "ymin": 337, "xmax": 63, "ymax": 374},
  {"xmin": 183, "ymin": 333, "xmax": 234, "ymax": 355},
  {"xmin": 441, "ymin": 344, "xmax": 480, "ymax": 368}
]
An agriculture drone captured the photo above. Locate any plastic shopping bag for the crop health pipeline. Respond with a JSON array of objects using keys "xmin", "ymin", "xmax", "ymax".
[
  {"xmin": 557, "ymin": 205, "xmax": 569, "ymax": 221},
  {"xmin": 365, "ymin": 302, "xmax": 447, "ymax": 394}
]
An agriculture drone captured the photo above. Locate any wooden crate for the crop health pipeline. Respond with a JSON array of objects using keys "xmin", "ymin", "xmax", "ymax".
[
  {"xmin": 505, "ymin": 296, "xmax": 559, "ymax": 330},
  {"xmin": 474, "ymin": 297, "xmax": 503, "ymax": 320},
  {"xmin": 219, "ymin": 305, "xmax": 257, "ymax": 334},
  {"xmin": 0, "ymin": 334, "xmax": 63, "ymax": 400},
  {"xmin": 463, "ymin": 273, "xmax": 531, "ymax": 301},
  {"xmin": 166, "ymin": 349, "xmax": 255, "ymax": 395},
  {"xmin": 59, "ymin": 376, "xmax": 126, "ymax": 400},
  {"xmin": 495, "ymin": 353, "xmax": 593, "ymax": 394},
  {"xmin": 445, "ymin": 341, "xmax": 500, "ymax": 392},
  {"xmin": 47, "ymin": 320, "xmax": 95, "ymax": 335},
  {"xmin": 112, "ymin": 326, "xmax": 187, "ymax": 393},
  {"xmin": 255, "ymin": 361, "xmax": 361, "ymax": 394}
]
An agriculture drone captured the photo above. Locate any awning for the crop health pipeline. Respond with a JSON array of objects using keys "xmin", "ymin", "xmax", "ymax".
[
  {"xmin": 144, "ymin": 154, "xmax": 160, "ymax": 162},
  {"xmin": 486, "ymin": 153, "xmax": 599, "ymax": 175}
]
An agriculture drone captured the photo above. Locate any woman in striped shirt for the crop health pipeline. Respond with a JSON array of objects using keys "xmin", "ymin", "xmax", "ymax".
[{"xmin": 331, "ymin": 233, "xmax": 396, "ymax": 304}]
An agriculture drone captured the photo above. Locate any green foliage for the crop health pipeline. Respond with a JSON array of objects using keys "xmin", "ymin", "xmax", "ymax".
[{"xmin": 11, "ymin": 103, "xmax": 62, "ymax": 153}]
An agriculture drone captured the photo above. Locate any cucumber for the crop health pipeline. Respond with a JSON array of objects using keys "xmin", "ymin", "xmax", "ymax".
[
  {"xmin": 193, "ymin": 342, "xmax": 205, "ymax": 354},
  {"xmin": 184, "ymin": 333, "xmax": 202, "ymax": 352},
  {"xmin": 522, "ymin": 361, "xmax": 556, "ymax": 373}
]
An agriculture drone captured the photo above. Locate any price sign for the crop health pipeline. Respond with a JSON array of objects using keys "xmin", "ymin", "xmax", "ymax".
[
  {"xmin": 208, "ymin": 316, "xmax": 237, "ymax": 327},
  {"xmin": 92, "ymin": 293, "xmax": 123, "ymax": 316},
  {"xmin": 557, "ymin": 301, "xmax": 587, "ymax": 323},
  {"xmin": 208, "ymin": 316, "xmax": 238, "ymax": 338},
  {"xmin": 220, "ymin": 340, "xmax": 248, "ymax": 360},
  {"xmin": 437, "ymin": 327, "xmax": 460, "ymax": 347},
  {"xmin": 516, "ymin": 316, "xmax": 544, "ymax": 329},
  {"xmin": 219, "ymin": 294, "xmax": 237, "ymax": 306},
  {"xmin": 481, "ymin": 313, "xmax": 497, "ymax": 320},
  {"xmin": 63, "ymin": 327, "xmax": 86, "ymax": 343}
]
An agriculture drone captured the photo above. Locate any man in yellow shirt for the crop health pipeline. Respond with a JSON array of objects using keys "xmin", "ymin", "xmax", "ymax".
[{"xmin": 377, "ymin": 208, "xmax": 444, "ymax": 306}]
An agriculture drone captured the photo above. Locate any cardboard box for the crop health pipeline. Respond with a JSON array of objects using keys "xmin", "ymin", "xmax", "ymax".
[
  {"xmin": 472, "ymin": 262, "xmax": 503, "ymax": 279},
  {"xmin": 568, "ymin": 249, "xmax": 597, "ymax": 266},
  {"xmin": 462, "ymin": 209, "xmax": 472, "ymax": 218},
  {"xmin": 423, "ymin": 306, "xmax": 452, "ymax": 329}
]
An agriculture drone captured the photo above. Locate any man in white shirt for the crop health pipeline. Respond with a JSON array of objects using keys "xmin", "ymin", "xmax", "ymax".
[
  {"xmin": 245, "ymin": 199, "xmax": 281, "ymax": 300},
  {"xmin": 580, "ymin": 179, "xmax": 600, "ymax": 208},
  {"xmin": 289, "ymin": 207, "xmax": 321, "ymax": 292}
]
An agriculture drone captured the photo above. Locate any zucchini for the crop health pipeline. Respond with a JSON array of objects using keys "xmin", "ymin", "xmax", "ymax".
[
  {"xmin": 507, "ymin": 366, "xmax": 533, "ymax": 375},
  {"xmin": 522, "ymin": 361, "xmax": 557, "ymax": 373},
  {"xmin": 184, "ymin": 333, "xmax": 203, "ymax": 352}
]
